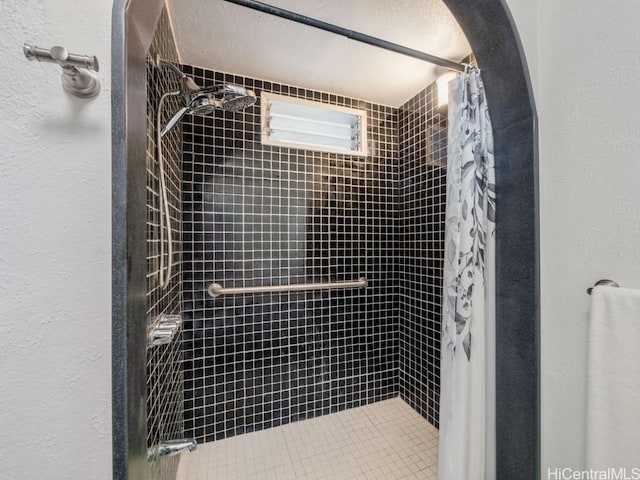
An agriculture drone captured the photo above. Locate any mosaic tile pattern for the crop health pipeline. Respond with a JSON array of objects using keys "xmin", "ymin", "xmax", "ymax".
[
  {"xmin": 177, "ymin": 397, "xmax": 438, "ymax": 480},
  {"xmin": 181, "ymin": 65, "xmax": 400, "ymax": 443},
  {"xmin": 398, "ymin": 82, "xmax": 447, "ymax": 427},
  {"xmin": 146, "ymin": 7, "xmax": 185, "ymax": 480}
]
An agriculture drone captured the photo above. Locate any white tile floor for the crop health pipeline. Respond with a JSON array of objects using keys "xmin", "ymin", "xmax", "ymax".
[{"xmin": 176, "ymin": 397, "xmax": 438, "ymax": 480}]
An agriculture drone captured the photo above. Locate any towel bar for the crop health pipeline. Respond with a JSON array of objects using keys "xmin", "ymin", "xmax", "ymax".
[{"xmin": 587, "ymin": 279, "xmax": 620, "ymax": 295}]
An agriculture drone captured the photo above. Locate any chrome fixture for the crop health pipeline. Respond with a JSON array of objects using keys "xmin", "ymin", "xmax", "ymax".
[
  {"xmin": 154, "ymin": 57, "xmax": 201, "ymax": 94},
  {"xmin": 154, "ymin": 56, "xmax": 256, "ymax": 290},
  {"xmin": 23, "ymin": 44, "xmax": 100, "ymax": 98},
  {"xmin": 147, "ymin": 314, "xmax": 182, "ymax": 347},
  {"xmin": 153, "ymin": 55, "xmax": 257, "ymax": 138},
  {"xmin": 208, "ymin": 277, "xmax": 368, "ymax": 298},
  {"xmin": 160, "ymin": 84, "xmax": 257, "ymax": 137},
  {"xmin": 587, "ymin": 279, "xmax": 620, "ymax": 295},
  {"xmin": 148, "ymin": 438, "xmax": 198, "ymax": 461}
]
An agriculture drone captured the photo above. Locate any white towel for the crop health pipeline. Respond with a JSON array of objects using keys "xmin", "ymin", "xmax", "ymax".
[{"xmin": 586, "ymin": 286, "xmax": 640, "ymax": 469}]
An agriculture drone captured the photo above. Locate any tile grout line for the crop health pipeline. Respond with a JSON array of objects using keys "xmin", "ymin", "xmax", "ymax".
[{"xmin": 279, "ymin": 423, "xmax": 300, "ymax": 479}]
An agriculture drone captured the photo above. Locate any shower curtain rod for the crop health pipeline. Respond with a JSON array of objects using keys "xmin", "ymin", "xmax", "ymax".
[{"xmin": 222, "ymin": 0, "xmax": 466, "ymax": 72}]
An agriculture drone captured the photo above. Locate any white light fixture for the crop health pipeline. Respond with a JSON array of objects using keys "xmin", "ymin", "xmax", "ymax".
[{"xmin": 437, "ymin": 71, "xmax": 458, "ymax": 110}]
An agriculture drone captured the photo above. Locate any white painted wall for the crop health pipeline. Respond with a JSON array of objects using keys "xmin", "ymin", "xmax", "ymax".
[
  {"xmin": 506, "ymin": 0, "xmax": 640, "ymax": 471},
  {"xmin": 0, "ymin": 1, "xmax": 113, "ymax": 479}
]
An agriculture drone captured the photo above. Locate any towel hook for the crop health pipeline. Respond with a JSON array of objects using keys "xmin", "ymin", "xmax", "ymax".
[
  {"xmin": 23, "ymin": 44, "xmax": 100, "ymax": 98},
  {"xmin": 587, "ymin": 279, "xmax": 620, "ymax": 295}
]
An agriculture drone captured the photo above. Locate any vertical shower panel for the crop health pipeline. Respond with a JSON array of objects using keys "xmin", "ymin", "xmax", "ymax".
[
  {"xmin": 145, "ymin": 7, "xmax": 185, "ymax": 480},
  {"xmin": 180, "ymin": 66, "xmax": 400, "ymax": 443}
]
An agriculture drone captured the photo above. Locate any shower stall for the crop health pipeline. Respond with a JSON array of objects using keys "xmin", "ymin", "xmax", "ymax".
[
  {"xmin": 144, "ymin": 3, "xmax": 460, "ymax": 476},
  {"xmin": 112, "ymin": 1, "xmax": 540, "ymax": 479}
]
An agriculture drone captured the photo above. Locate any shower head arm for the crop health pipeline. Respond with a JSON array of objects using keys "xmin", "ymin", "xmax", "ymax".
[
  {"xmin": 156, "ymin": 56, "xmax": 182, "ymax": 77},
  {"xmin": 155, "ymin": 55, "xmax": 201, "ymax": 93}
]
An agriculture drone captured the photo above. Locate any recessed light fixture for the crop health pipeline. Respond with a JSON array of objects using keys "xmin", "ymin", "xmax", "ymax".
[{"xmin": 437, "ymin": 71, "xmax": 458, "ymax": 110}]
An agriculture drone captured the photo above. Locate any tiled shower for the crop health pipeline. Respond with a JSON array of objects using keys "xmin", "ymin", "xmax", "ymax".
[
  {"xmin": 398, "ymin": 84, "xmax": 447, "ymax": 427},
  {"xmin": 180, "ymin": 64, "xmax": 399, "ymax": 443},
  {"xmin": 146, "ymin": 6, "xmax": 455, "ymax": 479},
  {"xmin": 146, "ymin": 10, "xmax": 184, "ymax": 480}
]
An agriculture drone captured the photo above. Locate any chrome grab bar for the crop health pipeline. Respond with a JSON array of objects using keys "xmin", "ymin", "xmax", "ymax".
[{"xmin": 208, "ymin": 277, "xmax": 368, "ymax": 298}]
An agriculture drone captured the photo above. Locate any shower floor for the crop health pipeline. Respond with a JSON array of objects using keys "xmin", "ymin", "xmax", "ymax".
[{"xmin": 176, "ymin": 397, "xmax": 438, "ymax": 480}]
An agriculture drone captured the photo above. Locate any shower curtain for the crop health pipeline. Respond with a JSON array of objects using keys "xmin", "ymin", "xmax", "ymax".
[{"xmin": 438, "ymin": 67, "xmax": 496, "ymax": 480}]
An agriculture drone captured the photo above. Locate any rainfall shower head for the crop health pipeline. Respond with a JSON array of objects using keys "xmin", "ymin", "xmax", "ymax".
[{"xmin": 160, "ymin": 84, "xmax": 257, "ymax": 137}]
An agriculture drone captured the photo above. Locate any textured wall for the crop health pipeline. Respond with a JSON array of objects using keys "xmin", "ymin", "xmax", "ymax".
[
  {"xmin": 534, "ymin": 0, "xmax": 640, "ymax": 470},
  {"xmin": 0, "ymin": 1, "xmax": 112, "ymax": 479},
  {"xmin": 502, "ymin": 0, "xmax": 640, "ymax": 470},
  {"xmin": 180, "ymin": 65, "xmax": 400, "ymax": 443}
]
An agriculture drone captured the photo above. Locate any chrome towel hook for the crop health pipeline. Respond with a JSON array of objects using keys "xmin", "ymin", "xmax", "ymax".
[
  {"xmin": 587, "ymin": 279, "xmax": 620, "ymax": 295},
  {"xmin": 23, "ymin": 44, "xmax": 100, "ymax": 98}
]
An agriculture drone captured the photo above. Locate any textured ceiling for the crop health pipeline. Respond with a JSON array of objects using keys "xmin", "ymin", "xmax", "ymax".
[{"xmin": 167, "ymin": 0, "xmax": 470, "ymax": 106}]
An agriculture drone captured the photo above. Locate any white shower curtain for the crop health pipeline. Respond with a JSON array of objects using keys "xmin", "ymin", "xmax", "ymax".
[{"xmin": 438, "ymin": 67, "xmax": 496, "ymax": 480}]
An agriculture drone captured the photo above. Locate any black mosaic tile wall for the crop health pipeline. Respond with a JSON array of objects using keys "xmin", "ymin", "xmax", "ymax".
[
  {"xmin": 146, "ymin": 7, "xmax": 184, "ymax": 480},
  {"xmin": 398, "ymin": 82, "xmax": 447, "ymax": 427},
  {"xmin": 180, "ymin": 65, "xmax": 399, "ymax": 443}
]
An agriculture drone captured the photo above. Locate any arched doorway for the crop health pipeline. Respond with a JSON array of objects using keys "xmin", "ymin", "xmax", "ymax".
[
  {"xmin": 111, "ymin": 1, "xmax": 539, "ymax": 478},
  {"xmin": 442, "ymin": 1, "xmax": 539, "ymax": 477}
]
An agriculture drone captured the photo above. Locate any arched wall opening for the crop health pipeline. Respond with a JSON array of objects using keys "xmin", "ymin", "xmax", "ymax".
[
  {"xmin": 111, "ymin": 1, "xmax": 539, "ymax": 478},
  {"xmin": 442, "ymin": 1, "xmax": 539, "ymax": 477}
]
